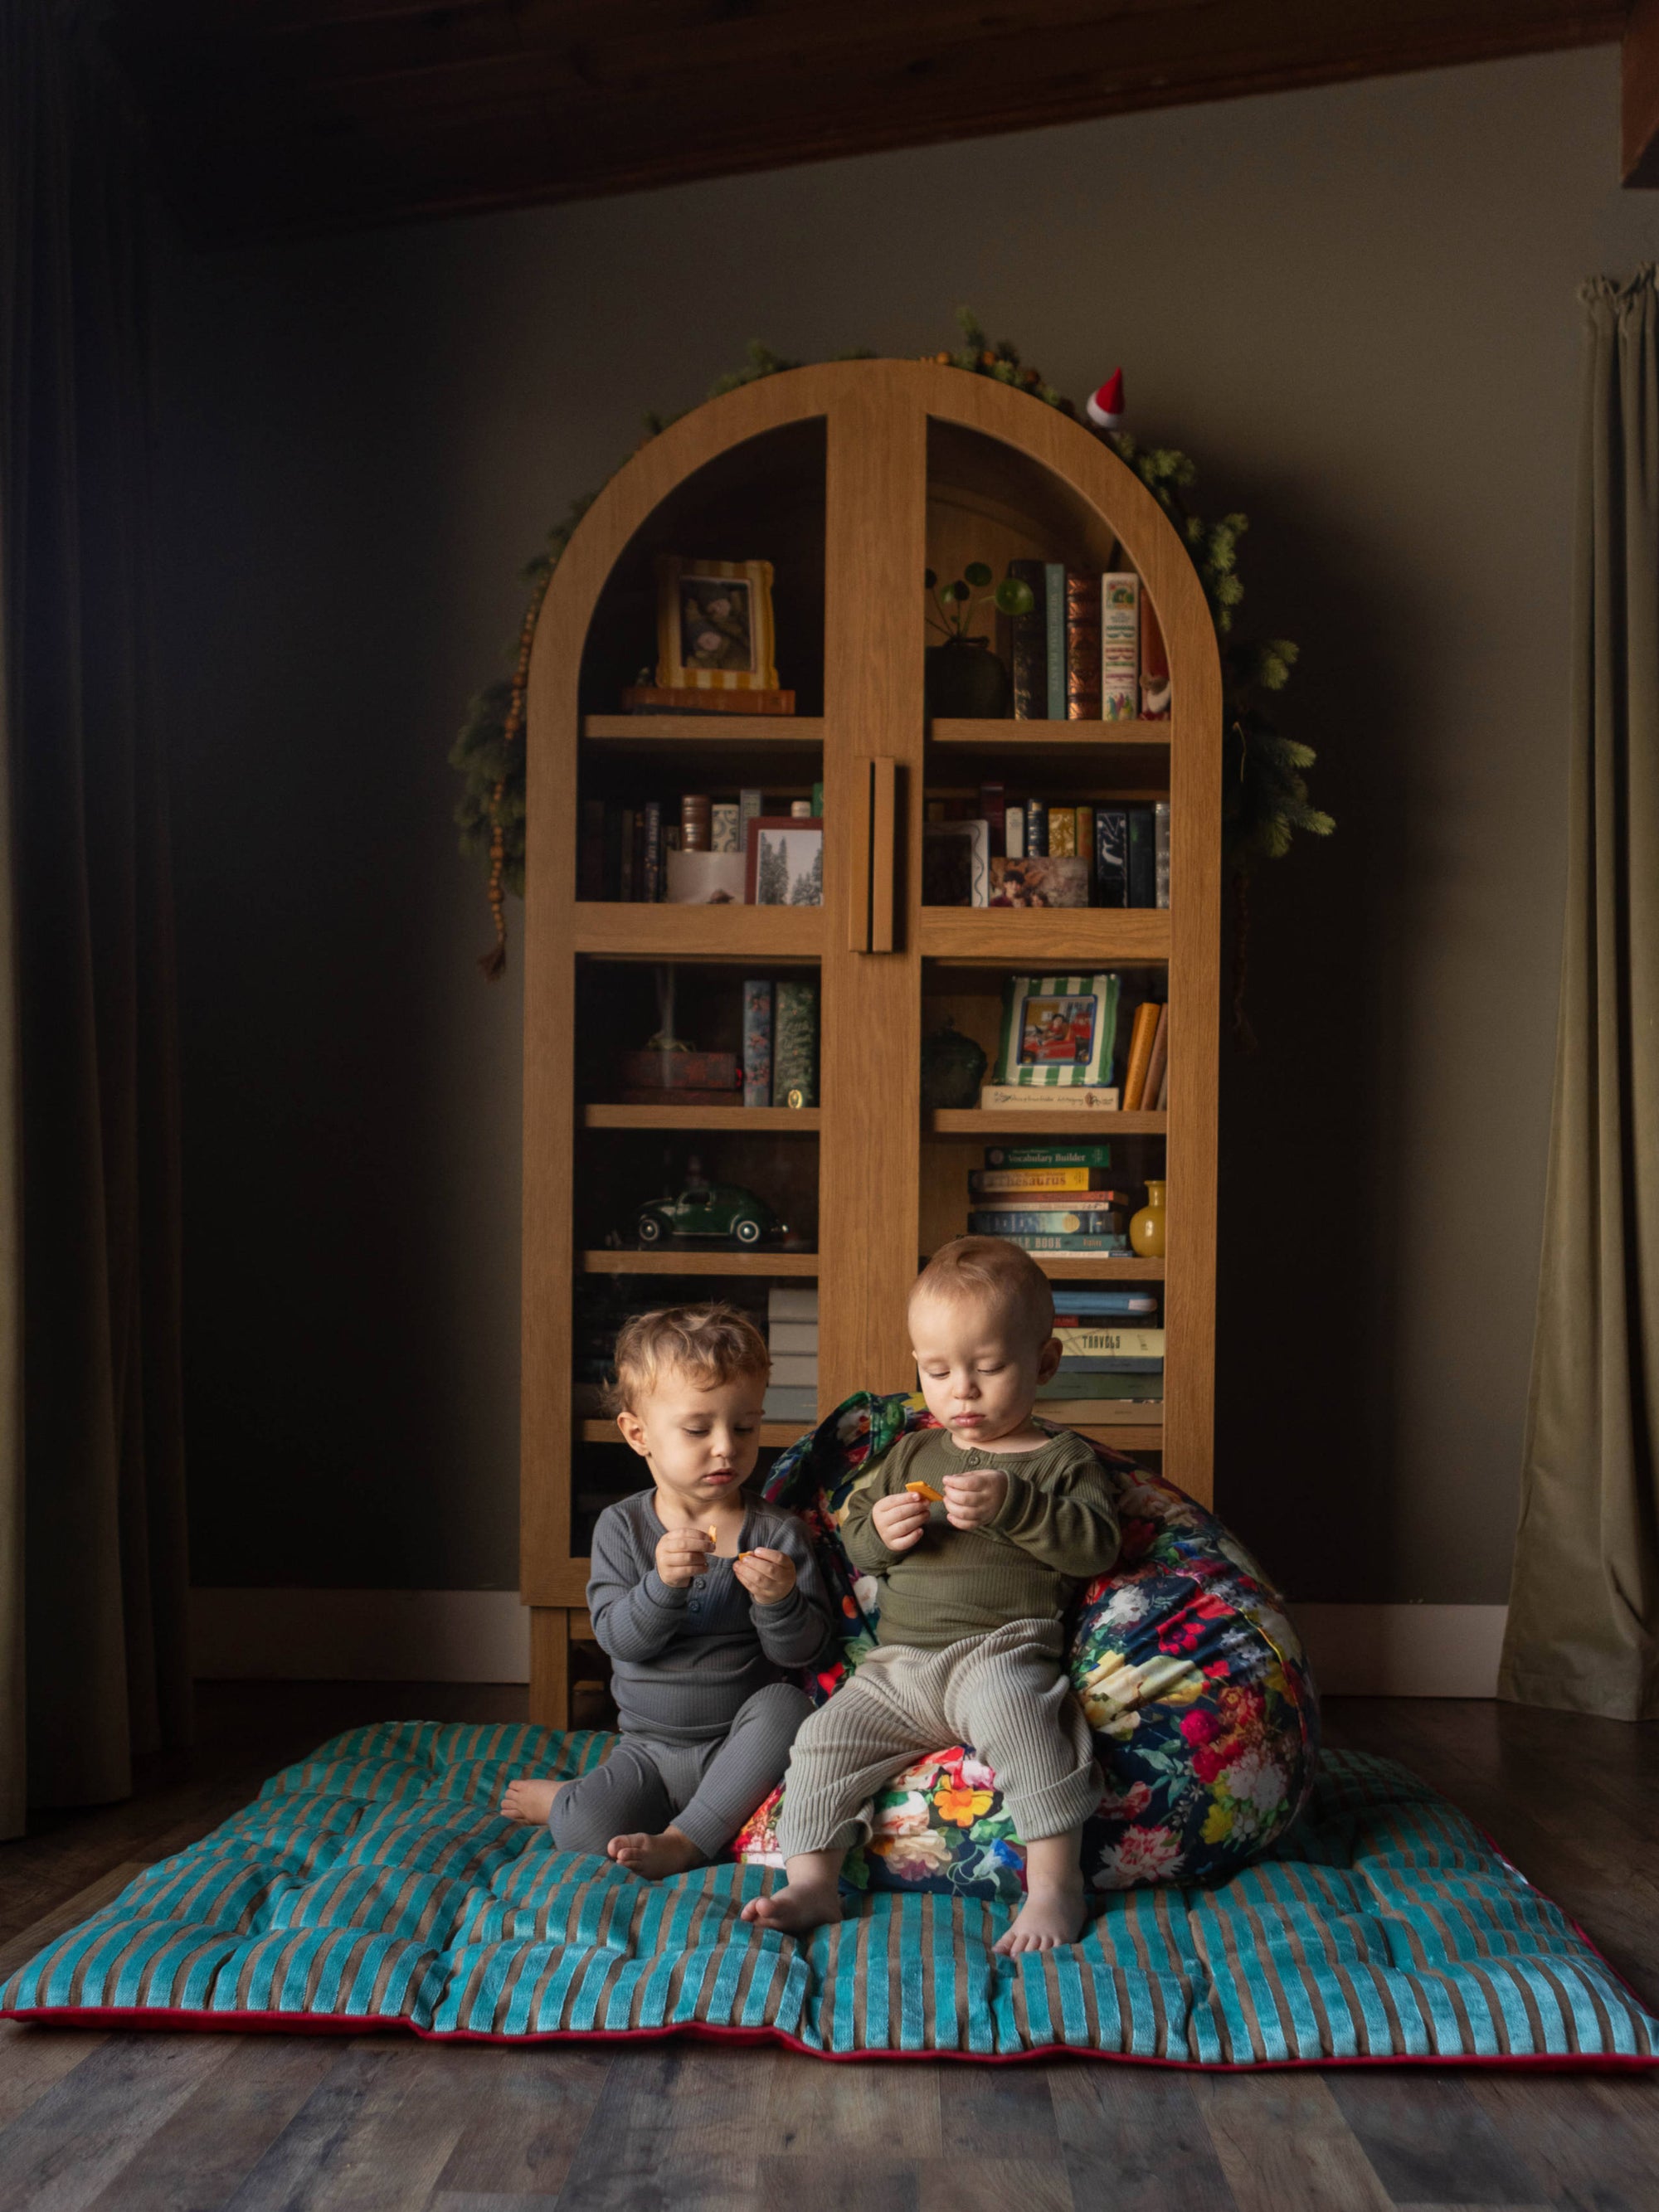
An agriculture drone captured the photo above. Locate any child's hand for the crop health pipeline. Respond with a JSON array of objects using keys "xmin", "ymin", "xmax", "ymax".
[
  {"xmin": 654, "ymin": 1527, "xmax": 712, "ymax": 1589},
  {"xmin": 872, "ymin": 1490, "xmax": 930, "ymax": 1553},
  {"xmin": 942, "ymin": 1466, "xmax": 1008, "ymax": 1529},
  {"xmin": 734, "ymin": 1547, "xmax": 796, "ymax": 1607}
]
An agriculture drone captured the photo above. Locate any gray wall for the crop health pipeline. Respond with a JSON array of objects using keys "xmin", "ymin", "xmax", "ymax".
[{"xmin": 155, "ymin": 46, "xmax": 1659, "ymax": 1604}]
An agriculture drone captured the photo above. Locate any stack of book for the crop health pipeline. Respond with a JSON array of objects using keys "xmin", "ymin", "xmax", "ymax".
[
  {"xmin": 1034, "ymin": 1283, "xmax": 1164, "ymax": 1422},
  {"xmin": 578, "ymin": 785, "xmax": 823, "ymax": 902},
  {"xmin": 1005, "ymin": 562, "xmax": 1170, "ymax": 722},
  {"xmin": 765, "ymin": 1285, "xmax": 818, "ymax": 1423},
  {"xmin": 965, "ymin": 1145, "xmax": 1131, "ymax": 1254},
  {"xmin": 922, "ymin": 795, "xmax": 1169, "ymax": 909}
]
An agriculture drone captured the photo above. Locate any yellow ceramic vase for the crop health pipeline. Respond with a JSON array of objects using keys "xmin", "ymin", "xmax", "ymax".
[{"xmin": 1130, "ymin": 1178, "xmax": 1167, "ymax": 1258}]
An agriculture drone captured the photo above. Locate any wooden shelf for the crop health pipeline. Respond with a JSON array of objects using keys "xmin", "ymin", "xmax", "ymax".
[
  {"xmin": 1034, "ymin": 1254, "xmax": 1165, "ymax": 1280},
  {"xmin": 584, "ymin": 1104, "xmax": 821, "ymax": 1131},
  {"xmin": 584, "ymin": 715, "xmax": 824, "ymax": 747},
  {"xmin": 579, "ymin": 1418, "xmax": 806, "ymax": 1447},
  {"xmin": 1070, "ymin": 1426, "xmax": 1163, "ymax": 1451},
  {"xmin": 918, "ymin": 908, "xmax": 1170, "ymax": 964},
  {"xmin": 581, "ymin": 1249, "xmax": 819, "ymax": 1276},
  {"xmin": 928, "ymin": 1108, "xmax": 1166, "ymax": 1137},
  {"xmin": 931, "ymin": 717, "xmax": 1174, "ymax": 751},
  {"xmin": 573, "ymin": 902, "xmax": 824, "ymax": 961}
]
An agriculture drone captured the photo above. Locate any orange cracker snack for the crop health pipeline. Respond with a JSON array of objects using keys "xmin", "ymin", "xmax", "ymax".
[{"xmin": 905, "ymin": 1480, "xmax": 944, "ymax": 1504}]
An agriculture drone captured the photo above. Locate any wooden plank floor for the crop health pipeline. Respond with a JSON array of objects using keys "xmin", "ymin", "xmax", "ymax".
[{"xmin": 1, "ymin": 1684, "xmax": 1656, "ymax": 2209}]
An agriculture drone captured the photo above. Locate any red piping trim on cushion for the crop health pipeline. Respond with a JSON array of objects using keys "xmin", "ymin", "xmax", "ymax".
[{"xmin": 2, "ymin": 2005, "xmax": 1655, "ymax": 2071}]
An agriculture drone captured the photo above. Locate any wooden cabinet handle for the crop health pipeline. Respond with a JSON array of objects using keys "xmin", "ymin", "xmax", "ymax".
[{"xmin": 847, "ymin": 756, "xmax": 897, "ymax": 952}]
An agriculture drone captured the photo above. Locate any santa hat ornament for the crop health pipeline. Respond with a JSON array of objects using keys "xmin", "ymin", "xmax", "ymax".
[{"xmin": 1086, "ymin": 369, "xmax": 1125, "ymax": 430}]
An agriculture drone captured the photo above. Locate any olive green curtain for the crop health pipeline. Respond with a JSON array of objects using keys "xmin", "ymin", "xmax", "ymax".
[
  {"xmin": 0, "ymin": 0, "xmax": 191, "ymax": 1824},
  {"xmin": 1500, "ymin": 270, "xmax": 1659, "ymax": 1722}
]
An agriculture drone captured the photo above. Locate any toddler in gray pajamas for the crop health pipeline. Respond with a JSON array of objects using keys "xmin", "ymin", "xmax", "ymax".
[{"xmin": 502, "ymin": 1304, "xmax": 834, "ymax": 1876}]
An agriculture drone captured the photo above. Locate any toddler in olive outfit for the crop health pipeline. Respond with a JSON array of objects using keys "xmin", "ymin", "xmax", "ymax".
[{"xmin": 742, "ymin": 1237, "xmax": 1119, "ymax": 1954}]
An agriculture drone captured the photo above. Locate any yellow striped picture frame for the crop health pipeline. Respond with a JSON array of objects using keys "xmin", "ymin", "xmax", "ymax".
[{"xmin": 655, "ymin": 556, "xmax": 778, "ymax": 692}]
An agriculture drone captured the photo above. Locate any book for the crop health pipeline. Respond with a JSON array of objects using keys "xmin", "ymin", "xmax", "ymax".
[
  {"xmin": 768, "ymin": 1285, "xmax": 819, "ymax": 1323},
  {"xmin": 1035, "ymin": 1383, "xmax": 1163, "ymax": 1409},
  {"xmin": 1040, "ymin": 1370, "xmax": 1160, "ymax": 1396},
  {"xmin": 984, "ymin": 1144, "xmax": 1113, "ymax": 1168},
  {"xmin": 1155, "ymin": 1061, "xmax": 1170, "ymax": 1111},
  {"xmin": 623, "ymin": 684, "xmax": 796, "ymax": 715},
  {"xmin": 1155, "ymin": 800, "xmax": 1170, "ymax": 908},
  {"xmin": 969, "ymin": 1210, "xmax": 1125, "ymax": 1237},
  {"xmin": 739, "ymin": 787, "xmax": 763, "ymax": 853},
  {"xmin": 766, "ymin": 1320, "xmax": 819, "ymax": 1354},
  {"xmin": 1141, "ymin": 592, "xmax": 1171, "ymax": 719},
  {"xmin": 1121, "ymin": 1001, "xmax": 1160, "ymax": 1111},
  {"xmin": 767, "ymin": 1353, "xmax": 819, "ymax": 1387},
  {"xmin": 579, "ymin": 798, "xmax": 606, "ymax": 902},
  {"xmin": 1094, "ymin": 807, "xmax": 1129, "ymax": 907},
  {"xmin": 711, "ymin": 802, "xmax": 741, "ymax": 854},
  {"xmin": 1058, "ymin": 1357, "xmax": 1164, "ymax": 1374},
  {"xmin": 772, "ymin": 980, "xmax": 818, "ymax": 1108},
  {"xmin": 1007, "ymin": 560, "xmax": 1047, "ymax": 720},
  {"xmin": 1053, "ymin": 1291, "xmax": 1160, "ymax": 1317},
  {"xmin": 1065, "ymin": 566, "xmax": 1102, "ymax": 719},
  {"xmin": 762, "ymin": 1384, "xmax": 818, "ymax": 1421},
  {"xmin": 979, "ymin": 1084, "xmax": 1121, "ymax": 1111},
  {"xmin": 986, "ymin": 1232, "xmax": 1128, "ymax": 1252},
  {"xmin": 1126, "ymin": 805, "xmax": 1156, "ymax": 907},
  {"xmin": 979, "ymin": 782, "xmax": 1007, "ymax": 859},
  {"xmin": 1057, "ymin": 1327, "xmax": 1165, "ymax": 1358},
  {"xmin": 642, "ymin": 800, "xmax": 664, "ymax": 902},
  {"xmin": 1024, "ymin": 797, "xmax": 1048, "ymax": 858},
  {"xmin": 989, "ymin": 853, "xmax": 1089, "ymax": 907},
  {"xmin": 967, "ymin": 1189, "xmax": 1130, "ymax": 1211},
  {"xmin": 1044, "ymin": 562, "xmax": 1066, "ymax": 717},
  {"xmin": 1075, "ymin": 806, "xmax": 1094, "ymax": 897},
  {"xmin": 1141, "ymin": 1004, "xmax": 1170, "ymax": 1112},
  {"xmin": 1048, "ymin": 807, "xmax": 1077, "ymax": 858},
  {"xmin": 1100, "ymin": 572, "xmax": 1140, "ymax": 722},
  {"xmin": 1005, "ymin": 807, "xmax": 1025, "ymax": 861},
  {"xmin": 970, "ymin": 1165, "xmax": 1121, "ymax": 1192},
  {"xmin": 922, "ymin": 819, "xmax": 990, "ymax": 907},
  {"xmin": 742, "ymin": 979, "xmax": 772, "ymax": 1107}
]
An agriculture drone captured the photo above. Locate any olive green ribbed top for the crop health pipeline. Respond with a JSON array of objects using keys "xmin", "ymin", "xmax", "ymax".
[{"xmin": 839, "ymin": 1427, "xmax": 1121, "ymax": 1650}]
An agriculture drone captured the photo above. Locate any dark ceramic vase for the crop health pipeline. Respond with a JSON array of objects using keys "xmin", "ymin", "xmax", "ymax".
[{"xmin": 925, "ymin": 634, "xmax": 1012, "ymax": 719}]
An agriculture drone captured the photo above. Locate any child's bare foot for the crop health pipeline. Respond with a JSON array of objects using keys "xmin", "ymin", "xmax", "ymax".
[
  {"xmin": 500, "ymin": 1777, "xmax": 568, "ymax": 1825},
  {"xmin": 607, "ymin": 1826, "xmax": 703, "ymax": 1878},
  {"xmin": 995, "ymin": 1879, "xmax": 1087, "ymax": 1955},
  {"xmin": 739, "ymin": 1879, "xmax": 842, "ymax": 1935}
]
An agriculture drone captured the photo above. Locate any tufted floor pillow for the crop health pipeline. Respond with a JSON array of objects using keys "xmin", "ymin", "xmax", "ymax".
[{"xmin": 735, "ymin": 1392, "xmax": 1319, "ymax": 1902}]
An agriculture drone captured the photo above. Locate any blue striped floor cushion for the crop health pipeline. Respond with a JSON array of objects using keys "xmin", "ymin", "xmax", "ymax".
[{"xmin": 4, "ymin": 1728, "xmax": 1656, "ymax": 2067}]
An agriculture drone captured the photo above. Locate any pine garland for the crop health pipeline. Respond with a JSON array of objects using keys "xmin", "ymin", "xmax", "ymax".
[{"xmin": 450, "ymin": 311, "xmax": 1331, "ymax": 980}]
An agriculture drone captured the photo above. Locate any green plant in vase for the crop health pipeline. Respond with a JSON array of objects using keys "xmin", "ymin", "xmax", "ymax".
[{"xmin": 924, "ymin": 562, "xmax": 1034, "ymax": 718}]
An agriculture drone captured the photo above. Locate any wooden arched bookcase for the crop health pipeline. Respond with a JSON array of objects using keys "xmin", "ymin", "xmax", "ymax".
[{"xmin": 522, "ymin": 361, "xmax": 1221, "ymax": 1723}]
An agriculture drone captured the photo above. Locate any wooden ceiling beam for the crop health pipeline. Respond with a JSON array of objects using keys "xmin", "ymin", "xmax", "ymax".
[{"xmin": 102, "ymin": 0, "xmax": 1631, "ymax": 242}]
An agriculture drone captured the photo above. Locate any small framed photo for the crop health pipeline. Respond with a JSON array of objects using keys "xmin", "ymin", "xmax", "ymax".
[
  {"xmin": 988, "ymin": 855, "xmax": 1089, "ymax": 908},
  {"xmin": 994, "ymin": 973, "xmax": 1121, "ymax": 1089},
  {"xmin": 922, "ymin": 819, "xmax": 990, "ymax": 907},
  {"xmin": 746, "ymin": 817, "xmax": 824, "ymax": 906},
  {"xmin": 655, "ymin": 557, "xmax": 779, "ymax": 693}
]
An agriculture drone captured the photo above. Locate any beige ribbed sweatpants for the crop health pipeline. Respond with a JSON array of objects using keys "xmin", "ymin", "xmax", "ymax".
[{"xmin": 774, "ymin": 1617, "xmax": 1101, "ymax": 1855}]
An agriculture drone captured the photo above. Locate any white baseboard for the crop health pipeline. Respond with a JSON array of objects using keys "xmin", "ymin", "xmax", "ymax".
[
  {"xmin": 190, "ymin": 1588, "xmax": 531, "ymax": 1682},
  {"xmin": 192, "ymin": 1588, "xmax": 1508, "ymax": 1698},
  {"xmin": 1287, "ymin": 1603, "xmax": 1508, "ymax": 1698}
]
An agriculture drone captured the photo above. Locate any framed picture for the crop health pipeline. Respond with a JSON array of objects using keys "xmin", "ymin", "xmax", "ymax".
[
  {"xmin": 922, "ymin": 819, "xmax": 990, "ymax": 907},
  {"xmin": 994, "ymin": 973, "xmax": 1121, "ymax": 1089},
  {"xmin": 988, "ymin": 855, "xmax": 1089, "ymax": 908},
  {"xmin": 746, "ymin": 817, "xmax": 824, "ymax": 906},
  {"xmin": 655, "ymin": 557, "xmax": 779, "ymax": 693}
]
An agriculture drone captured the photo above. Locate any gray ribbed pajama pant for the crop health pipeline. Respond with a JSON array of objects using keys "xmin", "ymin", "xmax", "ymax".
[
  {"xmin": 547, "ymin": 1680, "xmax": 811, "ymax": 1861},
  {"xmin": 774, "ymin": 1618, "xmax": 1100, "ymax": 1855}
]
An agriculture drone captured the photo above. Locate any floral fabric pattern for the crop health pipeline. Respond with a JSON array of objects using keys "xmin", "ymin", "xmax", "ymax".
[{"xmin": 737, "ymin": 1393, "xmax": 1319, "ymax": 1903}]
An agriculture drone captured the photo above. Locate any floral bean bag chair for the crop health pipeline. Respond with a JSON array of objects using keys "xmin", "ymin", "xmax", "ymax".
[{"xmin": 735, "ymin": 1392, "xmax": 1319, "ymax": 1902}]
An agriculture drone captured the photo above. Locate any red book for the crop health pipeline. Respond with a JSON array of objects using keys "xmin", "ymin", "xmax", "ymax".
[{"xmin": 1065, "ymin": 567, "xmax": 1102, "ymax": 721}]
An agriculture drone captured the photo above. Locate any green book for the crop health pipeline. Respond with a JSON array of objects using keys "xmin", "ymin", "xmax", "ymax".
[
  {"xmin": 983, "ymin": 1144, "xmax": 1113, "ymax": 1169},
  {"xmin": 771, "ymin": 980, "xmax": 819, "ymax": 1108},
  {"xmin": 1036, "ymin": 1373, "xmax": 1163, "ymax": 1400}
]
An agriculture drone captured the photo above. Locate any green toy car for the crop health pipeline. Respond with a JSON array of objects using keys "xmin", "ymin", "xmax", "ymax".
[{"xmin": 635, "ymin": 1181, "xmax": 785, "ymax": 1249}]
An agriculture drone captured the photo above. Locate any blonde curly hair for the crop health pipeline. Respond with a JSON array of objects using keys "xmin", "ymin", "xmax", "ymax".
[{"xmin": 607, "ymin": 1302, "xmax": 771, "ymax": 1417}]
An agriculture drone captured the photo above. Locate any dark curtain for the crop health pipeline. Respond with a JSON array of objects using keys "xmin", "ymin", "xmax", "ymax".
[
  {"xmin": 0, "ymin": 0, "xmax": 190, "ymax": 1821},
  {"xmin": 1500, "ymin": 270, "xmax": 1659, "ymax": 1722}
]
